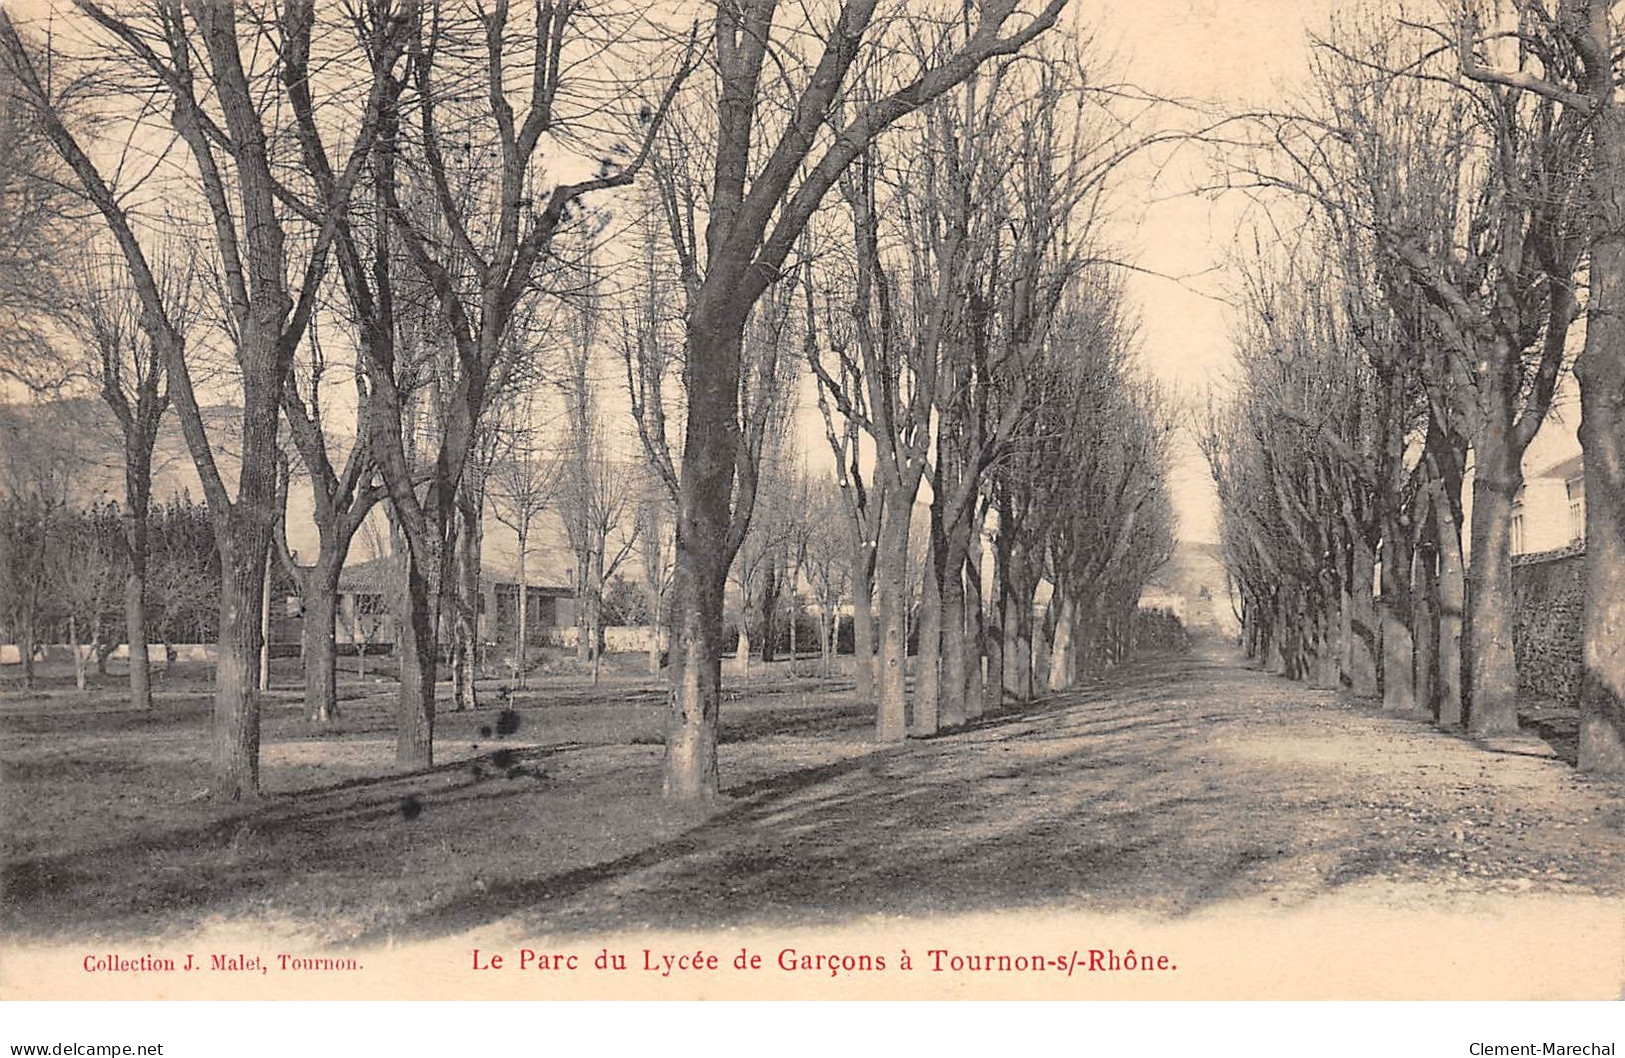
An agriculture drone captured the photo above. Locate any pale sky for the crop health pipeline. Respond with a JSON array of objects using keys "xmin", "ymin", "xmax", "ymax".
[
  {"xmin": 1084, "ymin": 0, "xmax": 1332, "ymax": 543},
  {"xmin": 779, "ymin": 1, "xmax": 1334, "ymax": 544},
  {"xmin": 20, "ymin": 0, "xmax": 1585, "ymax": 552},
  {"xmin": 1087, "ymin": 0, "xmax": 1585, "ymax": 542}
]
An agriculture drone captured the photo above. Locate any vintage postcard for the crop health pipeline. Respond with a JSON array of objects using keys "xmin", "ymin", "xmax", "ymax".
[{"xmin": 1, "ymin": 0, "xmax": 1622, "ymax": 1016}]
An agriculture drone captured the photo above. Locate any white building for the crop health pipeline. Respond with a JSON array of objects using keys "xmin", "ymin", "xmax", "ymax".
[{"xmin": 1511, "ymin": 454, "xmax": 1585, "ymax": 557}]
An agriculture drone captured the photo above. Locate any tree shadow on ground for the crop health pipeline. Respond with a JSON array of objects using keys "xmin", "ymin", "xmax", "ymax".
[
  {"xmin": 1519, "ymin": 714, "xmax": 1579, "ymax": 766},
  {"xmin": 7, "ymin": 645, "xmax": 1613, "ymax": 943},
  {"xmin": 0, "ymin": 741, "xmax": 575, "ymax": 935},
  {"xmin": 355, "ymin": 649, "xmax": 1344, "ymax": 942}
]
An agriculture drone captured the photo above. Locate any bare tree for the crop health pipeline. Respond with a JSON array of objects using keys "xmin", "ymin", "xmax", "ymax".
[
  {"xmin": 803, "ymin": 245, "xmax": 880, "ymax": 701},
  {"xmin": 272, "ymin": 309, "xmax": 389, "ymax": 724},
  {"xmin": 340, "ymin": 2, "xmax": 693, "ymax": 767},
  {"xmin": 486, "ymin": 391, "xmax": 560, "ymax": 688},
  {"xmin": 55, "ymin": 254, "xmax": 190, "ymax": 711},
  {"xmin": 0, "ymin": 2, "xmax": 414, "ymax": 799},
  {"xmin": 807, "ymin": 144, "xmax": 942, "ymax": 742},
  {"xmin": 1448, "ymin": 0, "xmax": 1625, "ymax": 770},
  {"xmin": 557, "ymin": 294, "xmax": 640, "ymax": 684},
  {"xmin": 643, "ymin": 0, "xmax": 1069, "ymax": 801}
]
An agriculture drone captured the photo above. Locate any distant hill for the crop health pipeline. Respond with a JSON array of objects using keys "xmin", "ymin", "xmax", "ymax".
[
  {"xmin": 0, "ymin": 397, "xmax": 236, "ymax": 510},
  {"xmin": 0, "ymin": 397, "xmax": 578, "ymax": 591}
]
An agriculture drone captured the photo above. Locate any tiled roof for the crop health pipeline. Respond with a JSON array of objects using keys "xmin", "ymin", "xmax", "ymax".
[{"xmin": 335, "ymin": 553, "xmax": 572, "ymax": 594}]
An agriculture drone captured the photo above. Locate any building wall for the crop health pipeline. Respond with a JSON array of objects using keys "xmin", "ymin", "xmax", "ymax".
[
  {"xmin": 1512, "ymin": 478, "xmax": 1575, "ymax": 556},
  {"xmin": 1511, "ymin": 545, "xmax": 1585, "ymax": 706},
  {"xmin": 1143, "ymin": 541, "xmax": 1240, "ymax": 638},
  {"xmin": 529, "ymin": 625, "xmax": 665, "ymax": 653}
]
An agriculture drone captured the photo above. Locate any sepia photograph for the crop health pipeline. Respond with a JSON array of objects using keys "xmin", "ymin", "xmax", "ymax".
[{"xmin": 0, "ymin": 0, "xmax": 1622, "ymax": 1032}]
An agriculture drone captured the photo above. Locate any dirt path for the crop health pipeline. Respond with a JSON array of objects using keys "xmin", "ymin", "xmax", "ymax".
[
  {"xmin": 394, "ymin": 642, "xmax": 1625, "ymax": 941},
  {"xmin": 5, "ymin": 642, "xmax": 1625, "ymax": 995},
  {"xmin": 5, "ymin": 642, "xmax": 1625, "ymax": 999}
]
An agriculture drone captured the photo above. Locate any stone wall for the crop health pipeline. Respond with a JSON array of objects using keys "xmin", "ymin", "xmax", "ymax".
[
  {"xmin": 1511, "ymin": 543, "xmax": 1585, "ymax": 705},
  {"xmin": 533, "ymin": 625, "xmax": 666, "ymax": 653}
]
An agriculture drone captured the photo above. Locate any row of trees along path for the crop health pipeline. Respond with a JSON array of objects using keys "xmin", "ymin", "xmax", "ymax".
[
  {"xmin": 1204, "ymin": 1, "xmax": 1625, "ymax": 775},
  {"xmin": 0, "ymin": 0, "xmax": 1190, "ymax": 804}
]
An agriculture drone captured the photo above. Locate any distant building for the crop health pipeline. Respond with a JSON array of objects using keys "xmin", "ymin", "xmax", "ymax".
[
  {"xmin": 3, "ymin": 397, "xmax": 581, "ymax": 653},
  {"xmin": 272, "ymin": 553, "xmax": 576, "ymax": 655},
  {"xmin": 1140, "ymin": 540, "xmax": 1240, "ymax": 638},
  {"xmin": 1511, "ymin": 454, "xmax": 1584, "ymax": 557}
]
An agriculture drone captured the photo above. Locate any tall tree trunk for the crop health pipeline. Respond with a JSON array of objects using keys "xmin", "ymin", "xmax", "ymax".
[
  {"xmin": 1034, "ymin": 590, "xmax": 1056, "ymax": 687},
  {"xmin": 1421, "ymin": 424, "xmax": 1469, "ymax": 726},
  {"xmin": 1003, "ymin": 543, "xmax": 1034, "ymax": 702},
  {"xmin": 642, "ymin": 525, "xmax": 663, "ymax": 678},
  {"xmin": 575, "ymin": 554, "xmax": 592, "ymax": 667},
  {"xmin": 648, "ymin": 610, "xmax": 662, "ymax": 675},
  {"xmin": 820, "ymin": 597, "xmax": 833, "ymax": 676},
  {"xmin": 517, "ymin": 525, "xmax": 530, "ymax": 687},
  {"xmin": 1464, "ymin": 445, "xmax": 1520, "ymax": 734},
  {"xmin": 1248, "ymin": 595, "xmax": 1261, "ymax": 659},
  {"xmin": 733, "ymin": 624, "xmax": 751, "ymax": 679},
  {"xmin": 851, "ymin": 538, "xmax": 875, "ymax": 704},
  {"xmin": 212, "ymin": 533, "xmax": 265, "ymax": 801},
  {"xmin": 1047, "ymin": 594, "xmax": 1076, "ymax": 692},
  {"xmin": 1413, "ymin": 540, "xmax": 1439, "ymax": 719},
  {"xmin": 1314, "ymin": 590, "xmax": 1342, "ymax": 690},
  {"xmin": 259, "ymin": 550, "xmax": 272, "ymax": 693},
  {"xmin": 452, "ymin": 490, "xmax": 482, "ymax": 712},
  {"xmin": 1577, "ymin": 102, "xmax": 1625, "ymax": 773},
  {"xmin": 663, "ymin": 525, "xmax": 728, "ymax": 801},
  {"xmin": 124, "ymin": 463, "xmax": 153, "ymax": 711},
  {"xmin": 1380, "ymin": 522, "xmax": 1417, "ymax": 715},
  {"xmin": 396, "ymin": 547, "xmax": 439, "ymax": 769},
  {"xmin": 1075, "ymin": 595, "xmax": 1101, "ymax": 678},
  {"xmin": 69, "ymin": 615, "xmax": 85, "ymax": 692},
  {"xmin": 987, "ymin": 514, "xmax": 1009, "ymax": 713},
  {"xmin": 19, "ymin": 604, "xmax": 36, "ymax": 691},
  {"xmin": 589, "ymin": 547, "xmax": 604, "ymax": 685},
  {"xmin": 1435, "ymin": 495, "xmax": 1467, "ymax": 727},
  {"xmin": 662, "ymin": 320, "xmax": 742, "ymax": 801},
  {"xmin": 874, "ymin": 499, "xmax": 909, "ymax": 742},
  {"xmin": 759, "ymin": 562, "xmax": 779, "ymax": 665},
  {"xmin": 125, "ymin": 563, "xmax": 151, "ymax": 708},
  {"xmin": 938, "ymin": 542, "xmax": 969, "ymax": 728},
  {"xmin": 913, "ymin": 532, "xmax": 942, "ymax": 736},
  {"xmin": 1345, "ymin": 536, "xmax": 1380, "ymax": 696},
  {"xmin": 93, "ymin": 625, "xmax": 112, "ymax": 678},
  {"xmin": 451, "ymin": 608, "xmax": 474, "ymax": 711},
  {"xmin": 984, "ymin": 542, "xmax": 1004, "ymax": 714},
  {"xmin": 1265, "ymin": 590, "xmax": 1286, "ymax": 675},
  {"xmin": 301, "ymin": 554, "xmax": 342, "ymax": 724},
  {"xmin": 964, "ymin": 545, "xmax": 985, "ymax": 720},
  {"xmin": 349, "ymin": 591, "xmax": 369, "ymax": 680},
  {"xmin": 788, "ymin": 586, "xmax": 798, "ymax": 669}
]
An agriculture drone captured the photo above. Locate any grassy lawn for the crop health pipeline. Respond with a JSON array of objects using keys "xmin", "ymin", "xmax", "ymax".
[{"xmin": 0, "ymin": 653, "xmax": 878, "ymax": 944}]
